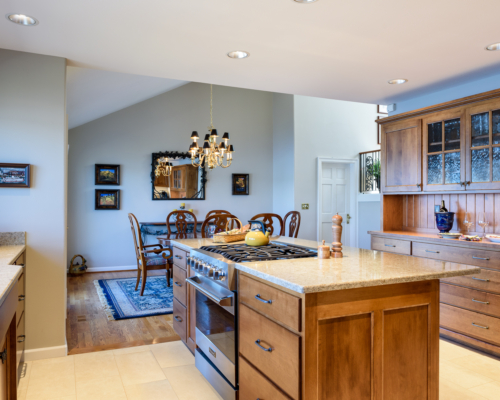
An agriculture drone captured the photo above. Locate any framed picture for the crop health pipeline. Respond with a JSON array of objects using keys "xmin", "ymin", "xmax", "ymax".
[
  {"xmin": 95, "ymin": 164, "xmax": 120, "ymax": 185},
  {"xmin": 95, "ymin": 189, "xmax": 120, "ymax": 210},
  {"xmin": 0, "ymin": 163, "xmax": 30, "ymax": 188},
  {"xmin": 377, "ymin": 116, "xmax": 382, "ymax": 145},
  {"xmin": 377, "ymin": 105, "xmax": 388, "ymax": 114},
  {"xmin": 232, "ymin": 174, "xmax": 249, "ymax": 195}
]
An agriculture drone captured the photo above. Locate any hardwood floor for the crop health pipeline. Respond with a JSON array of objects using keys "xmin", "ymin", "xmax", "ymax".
[{"xmin": 66, "ymin": 270, "xmax": 180, "ymax": 355}]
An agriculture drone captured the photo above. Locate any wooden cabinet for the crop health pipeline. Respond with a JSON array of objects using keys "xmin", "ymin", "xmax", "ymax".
[
  {"xmin": 171, "ymin": 246, "xmax": 196, "ymax": 354},
  {"xmin": 371, "ymin": 232, "xmax": 500, "ymax": 357},
  {"xmin": 170, "ymin": 165, "xmax": 199, "ymax": 199},
  {"xmin": 381, "ymin": 118, "xmax": 422, "ymax": 192},
  {"xmin": 238, "ymin": 272, "xmax": 439, "ymax": 400},
  {"xmin": 423, "ymin": 109, "xmax": 466, "ymax": 191},
  {"xmin": 371, "ymin": 236, "xmax": 411, "ymax": 255},
  {"xmin": 465, "ymin": 99, "xmax": 500, "ymax": 190}
]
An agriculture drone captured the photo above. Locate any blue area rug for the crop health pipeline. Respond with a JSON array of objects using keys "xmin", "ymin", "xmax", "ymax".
[{"xmin": 94, "ymin": 276, "xmax": 174, "ymax": 321}]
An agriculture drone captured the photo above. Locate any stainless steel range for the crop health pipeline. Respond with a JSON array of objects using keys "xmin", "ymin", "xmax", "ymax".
[{"xmin": 186, "ymin": 242, "xmax": 317, "ymax": 400}]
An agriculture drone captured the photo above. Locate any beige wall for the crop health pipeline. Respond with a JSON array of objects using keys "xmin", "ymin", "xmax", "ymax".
[
  {"xmin": 68, "ymin": 83, "xmax": 274, "ymax": 268},
  {"xmin": 0, "ymin": 49, "xmax": 67, "ymax": 355}
]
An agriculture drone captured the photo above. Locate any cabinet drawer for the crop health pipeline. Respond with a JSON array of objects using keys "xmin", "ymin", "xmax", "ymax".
[
  {"xmin": 441, "ymin": 283, "xmax": 500, "ymax": 318},
  {"xmin": 239, "ymin": 356, "xmax": 291, "ymax": 400},
  {"xmin": 441, "ymin": 268, "xmax": 500, "ymax": 295},
  {"xmin": 413, "ymin": 242, "xmax": 500, "ymax": 270},
  {"xmin": 14, "ymin": 252, "xmax": 24, "ymax": 266},
  {"xmin": 239, "ymin": 274, "xmax": 301, "ymax": 332},
  {"xmin": 440, "ymin": 303, "xmax": 500, "ymax": 346},
  {"xmin": 172, "ymin": 247, "xmax": 187, "ymax": 270},
  {"xmin": 172, "ymin": 298, "xmax": 187, "ymax": 343},
  {"xmin": 16, "ymin": 273, "xmax": 25, "ymax": 326},
  {"xmin": 239, "ymin": 304, "xmax": 300, "ymax": 400},
  {"xmin": 371, "ymin": 236, "xmax": 411, "ymax": 255},
  {"xmin": 172, "ymin": 265, "xmax": 187, "ymax": 306}
]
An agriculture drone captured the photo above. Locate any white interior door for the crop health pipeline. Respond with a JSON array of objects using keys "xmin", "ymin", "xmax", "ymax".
[{"xmin": 320, "ymin": 162, "xmax": 351, "ymax": 246}]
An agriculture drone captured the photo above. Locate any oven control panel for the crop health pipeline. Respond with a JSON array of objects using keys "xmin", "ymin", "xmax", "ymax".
[{"xmin": 187, "ymin": 249, "xmax": 236, "ymax": 291}]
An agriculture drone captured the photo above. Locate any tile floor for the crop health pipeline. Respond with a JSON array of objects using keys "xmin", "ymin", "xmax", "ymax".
[
  {"xmin": 17, "ymin": 339, "xmax": 500, "ymax": 400},
  {"xmin": 17, "ymin": 341, "xmax": 222, "ymax": 400}
]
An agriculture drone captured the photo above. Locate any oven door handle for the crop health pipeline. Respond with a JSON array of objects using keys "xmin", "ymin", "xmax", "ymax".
[{"xmin": 186, "ymin": 277, "xmax": 233, "ymax": 307}]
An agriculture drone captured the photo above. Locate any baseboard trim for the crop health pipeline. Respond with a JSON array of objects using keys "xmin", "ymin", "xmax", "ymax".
[
  {"xmin": 25, "ymin": 344, "xmax": 68, "ymax": 361},
  {"xmin": 86, "ymin": 265, "xmax": 137, "ymax": 273}
]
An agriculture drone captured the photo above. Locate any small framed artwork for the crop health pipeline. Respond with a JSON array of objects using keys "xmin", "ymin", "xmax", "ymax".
[
  {"xmin": 232, "ymin": 174, "xmax": 249, "ymax": 195},
  {"xmin": 95, "ymin": 189, "xmax": 120, "ymax": 210},
  {"xmin": 95, "ymin": 164, "xmax": 120, "ymax": 185},
  {"xmin": 0, "ymin": 163, "xmax": 30, "ymax": 188},
  {"xmin": 377, "ymin": 105, "xmax": 388, "ymax": 114},
  {"xmin": 377, "ymin": 116, "xmax": 382, "ymax": 145}
]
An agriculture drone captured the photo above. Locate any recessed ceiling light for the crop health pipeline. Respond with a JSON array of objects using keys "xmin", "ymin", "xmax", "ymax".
[
  {"xmin": 227, "ymin": 51, "xmax": 249, "ymax": 59},
  {"xmin": 6, "ymin": 13, "xmax": 38, "ymax": 26},
  {"xmin": 293, "ymin": 0, "xmax": 319, "ymax": 3},
  {"xmin": 486, "ymin": 42, "xmax": 500, "ymax": 51},
  {"xmin": 388, "ymin": 79, "xmax": 408, "ymax": 85}
]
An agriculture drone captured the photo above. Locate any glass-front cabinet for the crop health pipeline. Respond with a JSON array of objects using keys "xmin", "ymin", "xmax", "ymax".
[
  {"xmin": 423, "ymin": 110, "xmax": 466, "ymax": 191},
  {"xmin": 465, "ymin": 100, "xmax": 500, "ymax": 190}
]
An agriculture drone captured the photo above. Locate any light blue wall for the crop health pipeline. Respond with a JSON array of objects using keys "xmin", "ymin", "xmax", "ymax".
[{"xmin": 391, "ymin": 73, "xmax": 500, "ymax": 116}]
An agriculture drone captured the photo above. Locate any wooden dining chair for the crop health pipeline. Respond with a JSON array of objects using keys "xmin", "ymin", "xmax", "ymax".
[
  {"xmin": 201, "ymin": 214, "xmax": 241, "ymax": 238},
  {"xmin": 128, "ymin": 213, "xmax": 172, "ymax": 296},
  {"xmin": 283, "ymin": 211, "xmax": 301, "ymax": 238},
  {"xmin": 205, "ymin": 209, "xmax": 232, "ymax": 219},
  {"xmin": 250, "ymin": 213, "xmax": 285, "ymax": 236},
  {"xmin": 166, "ymin": 210, "xmax": 198, "ymax": 239}
]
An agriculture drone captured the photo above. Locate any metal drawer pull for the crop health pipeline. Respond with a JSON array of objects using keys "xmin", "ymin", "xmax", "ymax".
[
  {"xmin": 255, "ymin": 294, "xmax": 272, "ymax": 304},
  {"xmin": 472, "ymin": 256, "xmax": 490, "ymax": 261},
  {"xmin": 18, "ymin": 295, "xmax": 25, "ymax": 301},
  {"xmin": 426, "ymin": 250, "xmax": 440, "ymax": 254},
  {"xmin": 175, "ymin": 255, "xmax": 182, "ymax": 260},
  {"xmin": 174, "ymin": 316, "xmax": 183, "ymax": 322},
  {"xmin": 17, "ymin": 335, "xmax": 25, "ymax": 343},
  {"xmin": 255, "ymin": 339, "xmax": 272, "ymax": 352},
  {"xmin": 472, "ymin": 298, "xmax": 490, "ymax": 305},
  {"xmin": 472, "ymin": 323, "xmax": 489, "ymax": 329},
  {"xmin": 472, "ymin": 277, "xmax": 490, "ymax": 282},
  {"xmin": 174, "ymin": 281, "xmax": 182, "ymax": 287},
  {"xmin": 384, "ymin": 244, "xmax": 396, "ymax": 248}
]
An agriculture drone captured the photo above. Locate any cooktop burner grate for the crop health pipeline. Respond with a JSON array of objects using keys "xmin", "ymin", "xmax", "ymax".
[{"xmin": 199, "ymin": 242, "xmax": 317, "ymax": 263}]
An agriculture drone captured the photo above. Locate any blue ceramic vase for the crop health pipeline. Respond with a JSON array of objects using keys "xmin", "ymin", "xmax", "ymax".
[{"xmin": 435, "ymin": 212, "xmax": 455, "ymax": 233}]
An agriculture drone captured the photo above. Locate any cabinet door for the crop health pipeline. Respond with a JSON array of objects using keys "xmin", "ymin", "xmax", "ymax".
[
  {"xmin": 382, "ymin": 119, "xmax": 422, "ymax": 192},
  {"xmin": 465, "ymin": 99, "xmax": 500, "ymax": 190},
  {"xmin": 187, "ymin": 265, "xmax": 196, "ymax": 354},
  {"xmin": 0, "ymin": 338, "xmax": 6, "ymax": 400},
  {"xmin": 423, "ymin": 109, "xmax": 466, "ymax": 191}
]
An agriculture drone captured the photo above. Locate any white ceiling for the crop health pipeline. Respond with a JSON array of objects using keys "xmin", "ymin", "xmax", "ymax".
[
  {"xmin": 2, "ymin": 0, "xmax": 500, "ymax": 105},
  {"xmin": 66, "ymin": 67, "xmax": 187, "ymax": 128}
]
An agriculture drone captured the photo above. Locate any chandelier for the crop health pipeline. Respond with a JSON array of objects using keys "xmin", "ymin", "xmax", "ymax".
[
  {"xmin": 188, "ymin": 85, "xmax": 234, "ymax": 170},
  {"xmin": 154, "ymin": 157, "xmax": 173, "ymax": 177}
]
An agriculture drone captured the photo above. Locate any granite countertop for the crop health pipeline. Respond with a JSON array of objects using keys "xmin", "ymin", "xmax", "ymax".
[
  {"xmin": 170, "ymin": 237, "xmax": 480, "ymax": 294},
  {"xmin": 0, "ymin": 233, "xmax": 25, "ymax": 308}
]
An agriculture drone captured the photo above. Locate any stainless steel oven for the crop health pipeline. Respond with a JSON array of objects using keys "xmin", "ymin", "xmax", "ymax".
[{"xmin": 186, "ymin": 250, "xmax": 238, "ymax": 400}]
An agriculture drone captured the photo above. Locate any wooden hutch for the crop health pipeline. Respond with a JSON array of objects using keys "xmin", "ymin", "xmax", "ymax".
[
  {"xmin": 154, "ymin": 164, "xmax": 199, "ymax": 199},
  {"xmin": 371, "ymin": 88, "xmax": 500, "ymax": 357}
]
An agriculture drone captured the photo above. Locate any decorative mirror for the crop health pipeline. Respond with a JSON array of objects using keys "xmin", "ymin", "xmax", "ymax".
[{"xmin": 151, "ymin": 151, "xmax": 207, "ymax": 200}]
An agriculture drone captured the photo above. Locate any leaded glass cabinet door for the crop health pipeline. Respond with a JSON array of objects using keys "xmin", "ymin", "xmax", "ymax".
[
  {"xmin": 423, "ymin": 110, "xmax": 466, "ymax": 191},
  {"xmin": 465, "ymin": 99, "xmax": 500, "ymax": 190}
]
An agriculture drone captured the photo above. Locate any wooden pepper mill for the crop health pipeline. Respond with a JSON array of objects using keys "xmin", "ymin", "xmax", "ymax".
[
  {"xmin": 331, "ymin": 213, "xmax": 343, "ymax": 258},
  {"xmin": 318, "ymin": 240, "xmax": 331, "ymax": 259}
]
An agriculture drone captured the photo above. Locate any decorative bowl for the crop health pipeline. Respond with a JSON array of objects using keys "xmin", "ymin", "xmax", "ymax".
[
  {"xmin": 435, "ymin": 212, "xmax": 455, "ymax": 233},
  {"xmin": 486, "ymin": 235, "xmax": 500, "ymax": 243}
]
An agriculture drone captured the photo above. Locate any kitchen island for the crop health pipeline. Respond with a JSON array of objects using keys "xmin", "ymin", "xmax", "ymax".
[{"xmin": 170, "ymin": 237, "xmax": 480, "ymax": 400}]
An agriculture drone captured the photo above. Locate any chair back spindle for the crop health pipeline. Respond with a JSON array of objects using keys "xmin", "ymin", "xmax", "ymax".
[
  {"xmin": 167, "ymin": 210, "xmax": 198, "ymax": 239},
  {"xmin": 284, "ymin": 211, "xmax": 301, "ymax": 238}
]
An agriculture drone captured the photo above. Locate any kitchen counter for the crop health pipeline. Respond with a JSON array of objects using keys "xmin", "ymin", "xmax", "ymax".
[
  {"xmin": 0, "ymin": 233, "xmax": 25, "ymax": 308},
  {"xmin": 170, "ymin": 236, "xmax": 480, "ymax": 294}
]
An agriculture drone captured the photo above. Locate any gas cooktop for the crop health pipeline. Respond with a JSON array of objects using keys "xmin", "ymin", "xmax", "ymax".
[{"xmin": 199, "ymin": 241, "xmax": 317, "ymax": 263}]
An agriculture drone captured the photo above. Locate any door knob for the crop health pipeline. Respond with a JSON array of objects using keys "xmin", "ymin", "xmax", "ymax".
[{"xmin": 346, "ymin": 214, "xmax": 351, "ymax": 224}]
